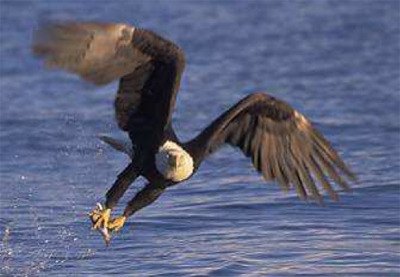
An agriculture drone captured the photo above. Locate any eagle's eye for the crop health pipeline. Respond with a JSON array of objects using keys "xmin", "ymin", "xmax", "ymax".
[{"xmin": 167, "ymin": 153, "xmax": 178, "ymax": 167}]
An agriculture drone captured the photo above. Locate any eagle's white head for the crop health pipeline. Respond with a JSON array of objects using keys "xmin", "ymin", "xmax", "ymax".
[{"xmin": 155, "ymin": 141, "xmax": 194, "ymax": 182}]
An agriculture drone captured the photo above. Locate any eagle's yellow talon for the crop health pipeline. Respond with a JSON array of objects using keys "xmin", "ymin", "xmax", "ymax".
[
  {"xmin": 89, "ymin": 207, "xmax": 111, "ymax": 229},
  {"xmin": 108, "ymin": 216, "xmax": 126, "ymax": 232}
]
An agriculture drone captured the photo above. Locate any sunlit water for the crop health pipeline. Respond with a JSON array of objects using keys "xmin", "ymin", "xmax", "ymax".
[{"xmin": 1, "ymin": 1, "xmax": 399, "ymax": 276}]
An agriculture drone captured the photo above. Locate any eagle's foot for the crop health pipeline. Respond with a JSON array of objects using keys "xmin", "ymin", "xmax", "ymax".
[
  {"xmin": 108, "ymin": 215, "xmax": 126, "ymax": 232},
  {"xmin": 89, "ymin": 203, "xmax": 111, "ymax": 229}
]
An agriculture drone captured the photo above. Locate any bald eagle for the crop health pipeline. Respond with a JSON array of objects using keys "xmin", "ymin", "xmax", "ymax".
[{"xmin": 33, "ymin": 22, "xmax": 356, "ymax": 244}]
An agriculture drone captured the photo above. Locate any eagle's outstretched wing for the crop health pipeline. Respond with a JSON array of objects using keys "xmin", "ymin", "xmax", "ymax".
[
  {"xmin": 33, "ymin": 22, "xmax": 185, "ymax": 147},
  {"xmin": 187, "ymin": 93, "xmax": 356, "ymax": 202}
]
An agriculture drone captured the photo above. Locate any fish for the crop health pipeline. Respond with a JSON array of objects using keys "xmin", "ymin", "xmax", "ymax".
[{"xmin": 89, "ymin": 203, "xmax": 111, "ymax": 246}]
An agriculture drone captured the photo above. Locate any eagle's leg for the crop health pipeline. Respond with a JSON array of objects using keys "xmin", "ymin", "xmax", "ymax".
[
  {"xmin": 107, "ymin": 183, "xmax": 166, "ymax": 232},
  {"xmin": 90, "ymin": 163, "xmax": 139, "ymax": 229}
]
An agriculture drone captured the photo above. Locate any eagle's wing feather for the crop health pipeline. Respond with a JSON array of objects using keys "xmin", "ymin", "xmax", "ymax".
[
  {"xmin": 32, "ymin": 22, "xmax": 148, "ymax": 85},
  {"xmin": 33, "ymin": 22, "xmax": 185, "ymax": 144},
  {"xmin": 187, "ymin": 93, "xmax": 356, "ymax": 202}
]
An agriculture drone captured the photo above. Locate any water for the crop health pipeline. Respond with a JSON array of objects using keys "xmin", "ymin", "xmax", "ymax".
[{"xmin": 1, "ymin": 0, "xmax": 399, "ymax": 275}]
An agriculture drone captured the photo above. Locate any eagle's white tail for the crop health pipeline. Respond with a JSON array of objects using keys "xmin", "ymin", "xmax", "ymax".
[{"xmin": 98, "ymin": 134, "xmax": 133, "ymax": 158}]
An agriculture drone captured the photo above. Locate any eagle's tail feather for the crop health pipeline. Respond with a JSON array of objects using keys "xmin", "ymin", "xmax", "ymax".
[{"xmin": 98, "ymin": 134, "xmax": 133, "ymax": 158}]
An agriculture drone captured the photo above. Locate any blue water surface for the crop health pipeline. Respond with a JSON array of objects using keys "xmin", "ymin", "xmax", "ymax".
[{"xmin": 1, "ymin": 0, "xmax": 399, "ymax": 276}]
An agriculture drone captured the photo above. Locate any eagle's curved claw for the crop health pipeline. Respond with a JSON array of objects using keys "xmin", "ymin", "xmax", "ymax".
[
  {"xmin": 89, "ymin": 203, "xmax": 111, "ymax": 229},
  {"xmin": 108, "ymin": 215, "xmax": 126, "ymax": 232}
]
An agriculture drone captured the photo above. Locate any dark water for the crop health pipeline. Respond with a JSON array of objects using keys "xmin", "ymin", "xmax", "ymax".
[{"xmin": 1, "ymin": 0, "xmax": 399, "ymax": 276}]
